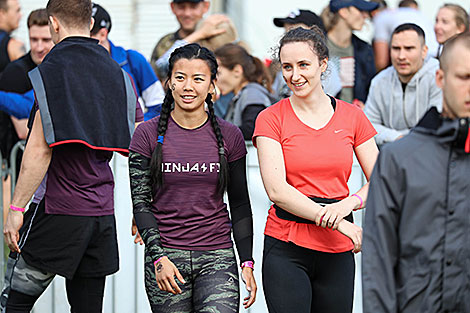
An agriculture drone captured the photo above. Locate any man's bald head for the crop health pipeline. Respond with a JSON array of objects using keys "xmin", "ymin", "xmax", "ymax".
[
  {"xmin": 439, "ymin": 32, "xmax": 470, "ymax": 71},
  {"xmin": 436, "ymin": 32, "xmax": 470, "ymax": 119}
]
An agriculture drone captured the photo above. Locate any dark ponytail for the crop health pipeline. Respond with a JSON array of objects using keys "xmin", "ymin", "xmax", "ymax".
[
  {"xmin": 251, "ymin": 55, "xmax": 273, "ymax": 93},
  {"xmin": 215, "ymin": 43, "xmax": 273, "ymax": 93},
  {"xmin": 149, "ymin": 43, "xmax": 229, "ymax": 194}
]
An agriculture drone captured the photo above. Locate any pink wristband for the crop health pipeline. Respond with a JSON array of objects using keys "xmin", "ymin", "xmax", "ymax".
[
  {"xmin": 351, "ymin": 194, "xmax": 363, "ymax": 210},
  {"xmin": 10, "ymin": 205, "xmax": 25, "ymax": 213},
  {"xmin": 241, "ymin": 261, "xmax": 254, "ymax": 269},
  {"xmin": 154, "ymin": 257, "xmax": 165, "ymax": 267}
]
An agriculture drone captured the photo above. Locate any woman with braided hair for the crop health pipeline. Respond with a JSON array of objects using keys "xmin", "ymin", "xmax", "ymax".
[{"xmin": 128, "ymin": 43, "xmax": 257, "ymax": 312}]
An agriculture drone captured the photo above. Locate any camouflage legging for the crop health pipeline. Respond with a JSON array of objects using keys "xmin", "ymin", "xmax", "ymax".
[{"xmin": 145, "ymin": 246, "xmax": 240, "ymax": 313}]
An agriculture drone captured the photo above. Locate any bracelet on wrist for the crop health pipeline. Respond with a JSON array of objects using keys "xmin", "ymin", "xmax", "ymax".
[
  {"xmin": 154, "ymin": 256, "xmax": 165, "ymax": 267},
  {"xmin": 351, "ymin": 194, "xmax": 363, "ymax": 211},
  {"xmin": 10, "ymin": 205, "xmax": 25, "ymax": 213},
  {"xmin": 240, "ymin": 261, "xmax": 254, "ymax": 270}
]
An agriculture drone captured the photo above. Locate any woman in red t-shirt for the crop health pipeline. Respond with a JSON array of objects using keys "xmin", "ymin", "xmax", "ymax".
[{"xmin": 253, "ymin": 26, "xmax": 379, "ymax": 313}]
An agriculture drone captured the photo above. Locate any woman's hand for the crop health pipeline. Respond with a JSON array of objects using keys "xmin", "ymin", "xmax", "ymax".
[
  {"xmin": 321, "ymin": 197, "xmax": 359, "ymax": 230},
  {"xmin": 337, "ymin": 221, "xmax": 362, "ymax": 253},
  {"xmin": 241, "ymin": 267, "xmax": 257, "ymax": 309},
  {"xmin": 154, "ymin": 257, "xmax": 186, "ymax": 294}
]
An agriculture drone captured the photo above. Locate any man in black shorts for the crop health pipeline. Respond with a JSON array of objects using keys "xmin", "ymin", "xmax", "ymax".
[{"xmin": 1, "ymin": 0, "xmax": 142, "ymax": 312}]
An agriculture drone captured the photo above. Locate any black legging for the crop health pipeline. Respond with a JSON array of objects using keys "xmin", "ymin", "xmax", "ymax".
[
  {"xmin": 262, "ymin": 235, "xmax": 355, "ymax": 313},
  {"xmin": 6, "ymin": 276, "xmax": 105, "ymax": 313}
]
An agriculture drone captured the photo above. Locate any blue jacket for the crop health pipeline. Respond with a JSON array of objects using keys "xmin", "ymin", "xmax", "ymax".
[
  {"xmin": 0, "ymin": 89, "xmax": 34, "ymax": 119},
  {"xmin": 0, "ymin": 42, "xmax": 164, "ymax": 121},
  {"xmin": 352, "ymin": 35, "xmax": 376, "ymax": 103},
  {"xmin": 109, "ymin": 40, "xmax": 163, "ymax": 120}
]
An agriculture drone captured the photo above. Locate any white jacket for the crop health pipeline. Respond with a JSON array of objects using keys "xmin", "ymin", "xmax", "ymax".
[{"xmin": 364, "ymin": 57, "xmax": 442, "ymax": 145}]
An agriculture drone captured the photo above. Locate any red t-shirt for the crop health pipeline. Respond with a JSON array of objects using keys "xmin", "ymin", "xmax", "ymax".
[{"xmin": 253, "ymin": 98, "xmax": 376, "ymax": 252}]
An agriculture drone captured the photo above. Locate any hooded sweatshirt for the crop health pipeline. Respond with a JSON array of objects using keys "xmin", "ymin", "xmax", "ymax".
[
  {"xmin": 364, "ymin": 57, "xmax": 442, "ymax": 145},
  {"xmin": 225, "ymin": 82, "xmax": 277, "ymax": 140}
]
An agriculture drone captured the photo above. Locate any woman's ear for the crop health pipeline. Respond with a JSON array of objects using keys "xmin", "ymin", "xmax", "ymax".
[
  {"xmin": 337, "ymin": 7, "xmax": 349, "ymax": 20},
  {"xmin": 210, "ymin": 81, "xmax": 217, "ymax": 94},
  {"xmin": 164, "ymin": 79, "xmax": 171, "ymax": 91},
  {"xmin": 321, "ymin": 57, "xmax": 328, "ymax": 73},
  {"xmin": 233, "ymin": 64, "xmax": 243, "ymax": 78}
]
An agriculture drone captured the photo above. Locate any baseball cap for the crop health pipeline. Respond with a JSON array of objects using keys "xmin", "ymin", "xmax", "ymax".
[
  {"xmin": 273, "ymin": 9, "xmax": 324, "ymax": 29},
  {"xmin": 329, "ymin": 0, "xmax": 379, "ymax": 13},
  {"xmin": 172, "ymin": 0, "xmax": 204, "ymax": 3},
  {"xmin": 91, "ymin": 3, "xmax": 112, "ymax": 35}
]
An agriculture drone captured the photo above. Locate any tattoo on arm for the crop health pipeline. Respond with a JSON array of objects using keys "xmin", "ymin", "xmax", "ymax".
[{"xmin": 156, "ymin": 263, "xmax": 163, "ymax": 273}]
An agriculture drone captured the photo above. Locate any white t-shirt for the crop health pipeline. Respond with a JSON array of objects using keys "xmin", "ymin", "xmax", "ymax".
[{"xmin": 373, "ymin": 8, "xmax": 439, "ymax": 57}]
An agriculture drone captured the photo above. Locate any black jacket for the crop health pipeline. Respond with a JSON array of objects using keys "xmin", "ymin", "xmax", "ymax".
[
  {"xmin": 351, "ymin": 35, "xmax": 376, "ymax": 103},
  {"xmin": 0, "ymin": 52, "xmax": 35, "ymax": 166},
  {"xmin": 363, "ymin": 107, "xmax": 470, "ymax": 313}
]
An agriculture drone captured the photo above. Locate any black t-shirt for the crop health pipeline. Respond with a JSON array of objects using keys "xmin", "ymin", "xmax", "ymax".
[
  {"xmin": 0, "ymin": 30, "xmax": 11, "ymax": 75},
  {"xmin": 0, "ymin": 51, "xmax": 35, "ymax": 92},
  {"xmin": 0, "ymin": 51, "xmax": 36, "ymax": 165}
]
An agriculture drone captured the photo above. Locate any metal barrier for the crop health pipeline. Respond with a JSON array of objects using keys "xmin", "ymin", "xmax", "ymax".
[
  {"xmin": 0, "ymin": 140, "xmax": 26, "ymax": 292},
  {"xmin": 0, "ymin": 151, "xmax": 8, "ymax": 284},
  {"xmin": 1, "ymin": 143, "xmax": 367, "ymax": 312},
  {"xmin": 9, "ymin": 140, "xmax": 25, "ymax": 197}
]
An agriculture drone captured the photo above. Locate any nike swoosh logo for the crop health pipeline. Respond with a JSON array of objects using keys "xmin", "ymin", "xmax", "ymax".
[{"xmin": 334, "ymin": 129, "xmax": 343, "ymax": 133}]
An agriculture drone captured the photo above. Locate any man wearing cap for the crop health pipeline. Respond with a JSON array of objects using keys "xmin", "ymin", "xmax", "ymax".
[
  {"xmin": 272, "ymin": 9, "xmax": 342, "ymax": 99},
  {"xmin": 322, "ymin": 0, "xmax": 378, "ymax": 107},
  {"xmin": 150, "ymin": 0, "xmax": 228, "ymax": 82},
  {"xmin": 362, "ymin": 32, "xmax": 470, "ymax": 313},
  {"xmin": 91, "ymin": 3, "xmax": 164, "ymax": 121},
  {"xmin": 364, "ymin": 23, "xmax": 441, "ymax": 146}
]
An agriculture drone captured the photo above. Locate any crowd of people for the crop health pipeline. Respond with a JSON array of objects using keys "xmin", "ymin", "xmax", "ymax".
[{"xmin": 0, "ymin": 0, "xmax": 469, "ymax": 312}]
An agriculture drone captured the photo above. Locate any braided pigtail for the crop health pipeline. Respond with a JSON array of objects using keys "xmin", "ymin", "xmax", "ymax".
[
  {"xmin": 206, "ymin": 93, "xmax": 229, "ymax": 195},
  {"xmin": 150, "ymin": 88, "xmax": 174, "ymax": 192}
]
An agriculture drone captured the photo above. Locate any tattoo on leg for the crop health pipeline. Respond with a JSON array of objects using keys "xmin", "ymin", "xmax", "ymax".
[{"xmin": 157, "ymin": 263, "xmax": 163, "ymax": 273}]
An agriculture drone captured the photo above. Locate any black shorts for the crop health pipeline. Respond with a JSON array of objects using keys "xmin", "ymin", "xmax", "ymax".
[{"xmin": 12, "ymin": 200, "xmax": 119, "ymax": 280}]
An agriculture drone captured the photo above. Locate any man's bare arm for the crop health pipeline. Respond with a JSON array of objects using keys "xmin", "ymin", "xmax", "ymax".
[
  {"xmin": 4, "ymin": 109, "xmax": 52, "ymax": 252},
  {"xmin": 373, "ymin": 41, "xmax": 390, "ymax": 72},
  {"xmin": 11, "ymin": 109, "xmax": 52, "ymax": 207},
  {"xmin": 10, "ymin": 116, "xmax": 28, "ymax": 139},
  {"xmin": 7, "ymin": 38, "xmax": 25, "ymax": 61}
]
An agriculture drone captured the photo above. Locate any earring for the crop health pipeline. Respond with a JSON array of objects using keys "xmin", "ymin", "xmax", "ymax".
[{"xmin": 171, "ymin": 84, "xmax": 175, "ymax": 91}]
